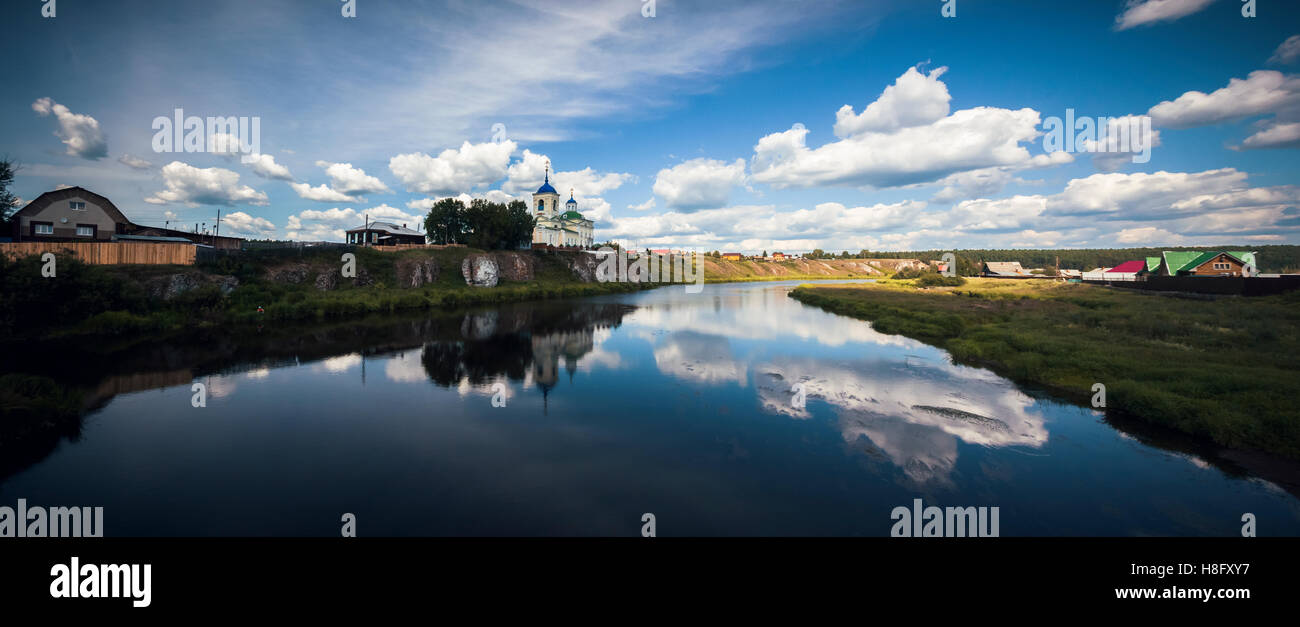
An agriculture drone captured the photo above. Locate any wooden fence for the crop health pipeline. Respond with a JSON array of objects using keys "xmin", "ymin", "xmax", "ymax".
[{"xmin": 0, "ymin": 241, "xmax": 196, "ymax": 266}]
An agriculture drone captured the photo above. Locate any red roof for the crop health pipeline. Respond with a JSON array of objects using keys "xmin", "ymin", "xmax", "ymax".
[{"xmin": 1107, "ymin": 260, "xmax": 1147, "ymax": 273}]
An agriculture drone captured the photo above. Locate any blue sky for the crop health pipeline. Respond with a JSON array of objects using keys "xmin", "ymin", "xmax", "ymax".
[{"xmin": 3, "ymin": 0, "xmax": 1299, "ymax": 252}]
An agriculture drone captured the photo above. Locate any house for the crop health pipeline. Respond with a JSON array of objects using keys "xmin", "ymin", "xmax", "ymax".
[
  {"xmin": 345, "ymin": 221, "xmax": 426, "ymax": 245},
  {"xmin": 1058, "ymin": 269, "xmax": 1082, "ymax": 279},
  {"xmin": 721, "ymin": 252, "xmax": 743, "ymax": 261},
  {"xmin": 10, "ymin": 186, "xmax": 244, "ymax": 249},
  {"xmin": 981, "ymin": 261, "xmax": 1029, "ymax": 277},
  {"xmin": 1157, "ymin": 251, "xmax": 1258, "ymax": 277},
  {"xmin": 10, "ymin": 186, "xmax": 125, "ymax": 242},
  {"xmin": 771, "ymin": 252, "xmax": 786, "ymax": 261},
  {"xmin": 1100, "ymin": 260, "xmax": 1148, "ymax": 281}
]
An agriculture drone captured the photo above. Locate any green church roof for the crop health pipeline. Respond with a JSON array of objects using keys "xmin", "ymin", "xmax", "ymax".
[{"xmin": 560, "ymin": 211, "xmax": 585, "ymax": 220}]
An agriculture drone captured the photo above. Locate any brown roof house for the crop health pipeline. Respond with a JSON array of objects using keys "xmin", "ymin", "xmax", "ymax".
[{"xmin": 10, "ymin": 186, "xmax": 244, "ymax": 250}]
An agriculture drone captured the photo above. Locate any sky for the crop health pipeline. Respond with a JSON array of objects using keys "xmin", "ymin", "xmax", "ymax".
[{"xmin": 3, "ymin": 0, "xmax": 1299, "ymax": 252}]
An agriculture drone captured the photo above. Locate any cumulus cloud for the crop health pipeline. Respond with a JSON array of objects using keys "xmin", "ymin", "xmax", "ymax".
[
  {"xmin": 144, "ymin": 161, "xmax": 269, "ymax": 206},
  {"xmin": 31, "ymin": 98, "xmax": 108, "ymax": 160},
  {"xmin": 1239, "ymin": 122, "xmax": 1300, "ymax": 149},
  {"xmin": 117, "ymin": 154, "xmax": 153, "ymax": 170},
  {"xmin": 1148, "ymin": 70, "xmax": 1300, "ymax": 129},
  {"xmin": 1114, "ymin": 0, "xmax": 1214, "ymax": 31},
  {"xmin": 1046, "ymin": 168, "xmax": 1247, "ymax": 219},
  {"xmin": 220, "ymin": 211, "xmax": 277, "ymax": 238},
  {"xmin": 500, "ymin": 149, "xmax": 631, "ymax": 199},
  {"xmin": 284, "ymin": 204, "xmax": 423, "ymax": 241},
  {"xmin": 751, "ymin": 108, "xmax": 1042, "ymax": 189},
  {"xmin": 833, "ymin": 66, "xmax": 951, "ymax": 137},
  {"xmin": 315, "ymin": 161, "xmax": 390, "ymax": 194},
  {"xmin": 652, "ymin": 158, "xmax": 747, "ymax": 210},
  {"xmin": 285, "ymin": 207, "xmax": 358, "ymax": 241},
  {"xmin": 389, "ymin": 140, "xmax": 515, "ymax": 195},
  {"xmin": 245, "ymin": 154, "xmax": 294, "ymax": 180},
  {"xmin": 290, "ymin": 182, "xmax": 359, "ymax": 203}
]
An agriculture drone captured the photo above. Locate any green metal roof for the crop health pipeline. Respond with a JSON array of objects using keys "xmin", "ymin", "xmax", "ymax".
[
  {"xmin": 1161, "ymin": 250, "xmax": 1256, "ymax": 274},
  {"xmin": 1145, "ymin": 257, "xmax": 1161, "ymax": 272},
  {"xmin": 560, "ymin": 210, "xmax": 585, "ymax": 220}
]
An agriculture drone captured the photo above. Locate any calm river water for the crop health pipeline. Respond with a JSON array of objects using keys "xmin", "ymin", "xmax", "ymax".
[{"xmin": 3, "ymin": 280, "xmax": 1298, "ymax": 536}]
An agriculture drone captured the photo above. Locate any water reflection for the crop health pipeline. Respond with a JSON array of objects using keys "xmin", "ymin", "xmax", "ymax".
[{"xmin": 2, "ymin": 280, "xmax": 1299, "ymax": 535}]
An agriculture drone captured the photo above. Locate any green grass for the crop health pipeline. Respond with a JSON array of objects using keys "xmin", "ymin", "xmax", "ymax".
[
  {"xmin": 789, "ymin": 278, "xmax": 1300, "ymax": 458},
  {"xmin": 0, "ymin": 247, "xmax": 651, "ymax": 342}
]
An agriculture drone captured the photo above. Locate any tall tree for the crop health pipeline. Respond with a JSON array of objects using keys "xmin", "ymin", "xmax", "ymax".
[
  {"xmin": 424, "ymin": 197, "xmax": 467, "ymax": 245},
  {"xmin": 0, "ymin": 159, "xmax": 19, "ymax": 230}
]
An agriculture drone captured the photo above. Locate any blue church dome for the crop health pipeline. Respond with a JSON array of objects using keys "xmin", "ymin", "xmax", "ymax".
[{"xmin": 536, "ymin": 170, "xmax": 557, "ymax": 195}]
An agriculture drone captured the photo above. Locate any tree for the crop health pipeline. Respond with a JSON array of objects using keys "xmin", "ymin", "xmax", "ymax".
[
  {"xmin": 761, "ymin": 250, "xmax": 768, "ymax": 258},
  {"xmin": 0, "ymin": 159, "xmax": 19, "ymax": 231},
  {"xmin": 424, "ymin": 198, "xmax": 467, "ymax": 245},
  {"xmin": 461, "ymin": 199, "xmax": 536, "ymax": 250}
]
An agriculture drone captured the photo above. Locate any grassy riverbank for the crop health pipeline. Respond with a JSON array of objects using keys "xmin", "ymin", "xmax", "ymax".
[
  {"xmin": 0, "ymin": 246, "xmax": 647, "ymax": 342},
  {"xmin": 789, "ymin": 278, "xmax": 1300, "ymax": 458}
]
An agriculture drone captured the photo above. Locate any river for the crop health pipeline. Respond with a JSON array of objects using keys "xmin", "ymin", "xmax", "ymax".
[{"xmin": 3, "ymin": 279, "xmax": 1297, "ymax": 536}]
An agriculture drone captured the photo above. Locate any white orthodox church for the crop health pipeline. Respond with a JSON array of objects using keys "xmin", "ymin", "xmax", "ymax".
[{"xmin": 531, "ymin": 163, "xmax": 594, "ymax": 248}]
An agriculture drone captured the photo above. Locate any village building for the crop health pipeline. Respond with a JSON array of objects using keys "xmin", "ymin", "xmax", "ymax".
[
  {"xmin": 9, "ymin": 186, "xmax": 244, "ymax": 249},
  {"xmin": 345, "ymin": 221, "xmax": 426, "ymax": 245},
  {"xmin": 721, "ymin": 252, "xmax": 743, "ymax": 261},
  {"xmin": 1157, "ymin": 251, "xmax": 1258, "ymax": 277},
  {"xmin": 531, "ymin": 163, "xmax": 594, "ymax": 248}
]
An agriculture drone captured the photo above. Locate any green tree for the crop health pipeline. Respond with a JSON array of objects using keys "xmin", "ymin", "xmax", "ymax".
[
  {"xmin": 424, "ymin": 198, "xmax": 467, "ymax": 245},
  {"xmin": 462, "ymin": 199, "xmax": 536, "ymax": 250},
  {"xmin": 0, "ymin": 159, "xmax": 19, "ymax": 231}
]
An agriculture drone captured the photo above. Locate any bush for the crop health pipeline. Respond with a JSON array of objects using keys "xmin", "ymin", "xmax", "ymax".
[{"xmin": 916, "ymin": 274, "xmax": 967, "ymax": 287}]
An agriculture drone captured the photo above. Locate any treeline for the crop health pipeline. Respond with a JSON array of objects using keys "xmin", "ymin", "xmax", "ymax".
[
  {"xmin": 423, "ymin": 198, "xmax": 534, "ymax": 250},
  {"xmin": 804, "ymin": 246, "xmax": 1300, "ymax": 274}
]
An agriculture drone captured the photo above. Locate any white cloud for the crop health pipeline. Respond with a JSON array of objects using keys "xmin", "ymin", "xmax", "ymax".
[
  {"xmin": 290, "ymin": 182, "xmax": 359, "ymax": 203},
  {"xmin": 833, "ymin": 66, "xmax": 951, "ymax": 137},
  {"xmin": 1114, "ymin": 226, "xmax": 1184, "ymax": 245},
  {"xmin": 117, "ymin": 154, "xmax": 153, "ymax": 170},
  {"xmin": 220, "ymin": 211, "xmax": 277, "ymax": 238},
  {"xmin": 1114, "ymin": 0, "xmax": 1214, "ymax": 31},
  {"xmin": 949, "ymin": 196, "xmax": 1048, "ymax": 232},
  {"xmin": 285, "ymin": 207, "xmax": 359, "ymax": 241},
  {"xmin": 652, "ymin": 158, "xmax": 747, "ymax": 210},
  {"xmin": 752, "ymin": 108, "xmax": 1041, "ymax": 189},
  {"xmin": 315, "ymin": 161, "xmax": 390, "ymax": 194},
  {"xmin": 144, "ymin": 161, "xmax": 269, "ymax": 207},
  {"xmin": 1148, "ymin": 70, "xmax": 1300, "ymax": 129},
  {"xmin": 361, "ymin": 203, "xmax": 422, "ymax": 227},
  {"xmin": 1239, "ymin": 122, "xmax": 1300, "ymax": 149},
  {"xmin": 1047, "ymin": 169, "xmax": 1247, "ymax": 219},
  {"xmin": 389, "ymin": 140, "xmax": 515, "ymax": 195},
  {"xmin": 629, "ymin": 197, "xmax": 656, "ymax": 211},
  {"xmin": 31, "ymin": 98, "xmax": 108, "ymax": 160},
  {"xmin": 245, "ymin": 154, "xmax": 294, "ymax": 180},
  {"xmin": 1270, "ymin": 35, "xmax": 1300, "ymax": 65}
]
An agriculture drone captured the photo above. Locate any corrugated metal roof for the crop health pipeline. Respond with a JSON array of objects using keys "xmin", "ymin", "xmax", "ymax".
[
  {"xmin": 983, "ymin": 261, "xmax": 1026, "ymax": 276},
  {"xmin": 1107, "ymin": 260, "xmax": 1147, "ymax": 273},
  {"xmin": 346, "ymin": 221, "xmax": 424, "ymax": 236}
]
